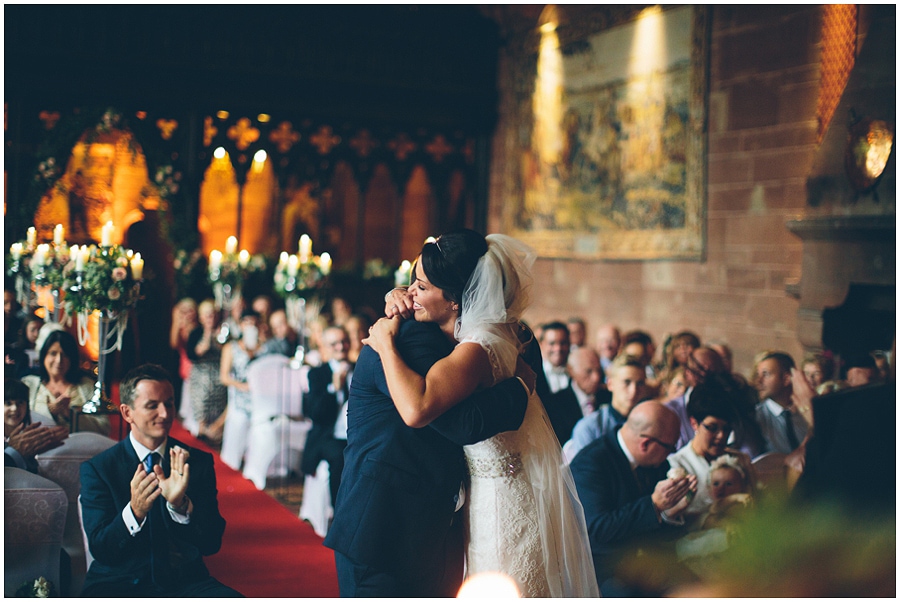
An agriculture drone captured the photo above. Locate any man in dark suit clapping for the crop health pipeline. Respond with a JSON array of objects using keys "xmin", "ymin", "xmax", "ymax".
[
  {"xmin": 301, "ymin": 325, "xmax": 353, "ymax": 504},
  {"xmin": 79, "ymin": 364, "xmax": 241, "ymax": 597}
]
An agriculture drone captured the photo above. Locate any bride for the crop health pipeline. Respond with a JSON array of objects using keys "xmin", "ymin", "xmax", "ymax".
[{"xmin": 367, "ymin": 229, "xmax": 598, "ymax": 597}]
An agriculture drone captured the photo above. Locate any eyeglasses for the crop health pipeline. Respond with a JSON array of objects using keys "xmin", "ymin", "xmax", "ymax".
[
  {"xmin": 642, "ymin": 435, "xmax": 677, "ymax": 454},
  {"xmin": 700, "ymin": 422, "xmax": 732, "ymax": 436}
]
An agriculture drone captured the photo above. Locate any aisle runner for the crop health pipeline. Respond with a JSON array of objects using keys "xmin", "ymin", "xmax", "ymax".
[{"xmin": 170, "ymin": 422, "xmax": 339, "ymax": 598}]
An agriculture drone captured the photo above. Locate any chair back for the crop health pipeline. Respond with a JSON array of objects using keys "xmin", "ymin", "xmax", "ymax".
[
  {"xmin": 752, "ymin": 451, "xmax": 788, "ymax": 491},
  {"xmin": 35, "ymin": 432, "xmax": 115, "ymax": 595},
  {"xmin": 5, "ymin": 467, "xmax": 68, "ymax": 596},
  {"xmin": 247, "ymin": 355, "xmax": 306, "ymax": 421}
]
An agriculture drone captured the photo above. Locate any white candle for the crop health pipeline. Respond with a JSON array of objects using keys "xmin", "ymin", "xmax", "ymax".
[
  {"xmin": 238, "ymin": 249, "xmax": 250, "ymax": 268},
  {"xmin": 298, "ymin": 235, "xmax": 312, "ymax": 263},
  {"xmin": 34, "ymin": 244, "xmax": 49, "ymax": 266},
  {"xmin": 395, "ymin": 260, "xmax": 412, "ymax": 287},
  {"xmin": 76, "ymin": 246, "xmax": 89, "ymax": 271},
  {"xmin": 101, "ymin": 221, "xmax": 114, "ymax": 246},
  {"xmin": 26, "ymin": 227, "xmax": 36, "ymax": 247},
  {"xmin": 225, "ymin": 236, "xmax": 238, "ymax": 255},
  {"xmin": 319, "ymin": 252, "xmax": 332, "ymax": 276},
  {"xmin": 277, "ymin": 251, "xmax": 289, "ymax": 272},
  {"xmin": 209, "ymin": 250, "xmax": 223, "ymax": 273},
  {"xmin": 10, "ymin": 243, "xmax": 22, "ymax": 261},
  {"xmin": 54, "ymin": 224, "xmax": 65, "ymax": 246},
  {"xmin": 69, "ymin": 244, "xmax": 79, "ymax": 264},
  {"xmin": 287, "ymin": 255, "xmax": 299, "ymax": 276},
  {"xmin": 131, "ymin": 253, "xmax": 144, "ymax": 280}
]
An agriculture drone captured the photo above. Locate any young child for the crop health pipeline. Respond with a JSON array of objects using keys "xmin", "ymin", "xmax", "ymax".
[{"xmin": 702, "ymin": 454, "xmax": 754, "ymax": 530}]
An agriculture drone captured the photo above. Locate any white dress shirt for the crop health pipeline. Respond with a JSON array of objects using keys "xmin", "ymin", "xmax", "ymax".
[{"xmin": 543, "ymin": 360, "xmax": 570, "ymax": 394}]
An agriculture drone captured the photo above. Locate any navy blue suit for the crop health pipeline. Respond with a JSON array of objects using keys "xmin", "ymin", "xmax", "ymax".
[
  {"xmin": 79, "ymin": 437, "xmax": 239, "ymax": 597},
  {"xmin": 301, "ymin": 361, "xmax": 351, "ymax": 502},
  {"xmin": 570, "ymin": 429, "xmax": 681, "ymax": 596},
  {"xmin": 324, "ymin": 319, "xmax": 530, "ymax": 597}
]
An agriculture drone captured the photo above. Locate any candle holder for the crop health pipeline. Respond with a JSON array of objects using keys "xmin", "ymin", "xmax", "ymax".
[{"xmin": 274, "ymin": 248, "xmax": 331, "ymax": 359}]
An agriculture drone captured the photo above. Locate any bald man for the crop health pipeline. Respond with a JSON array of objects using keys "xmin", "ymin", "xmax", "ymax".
[
  {"xmin": 549, "ymin": 347, "xmax": 610, "ymax": 446},
  {"xmin": 594, "ymin": 324, "xmax": 621, "ymax": 377},
  {"xmin": 570, "ymin": 401, "xmax": 696, "ymax": 596}
]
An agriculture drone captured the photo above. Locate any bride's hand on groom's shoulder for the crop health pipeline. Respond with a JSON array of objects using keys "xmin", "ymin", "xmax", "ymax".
[
  {"xmin": 384, "ymin": 287, "xmax": 415, "ymax": 319},
  {"xmin": 362, "ymin": 316, "xmax": 401, "ymax": 354},
  {"xmin": 514, "ymin": 356, "xmax": 536, "ymax": 394}
]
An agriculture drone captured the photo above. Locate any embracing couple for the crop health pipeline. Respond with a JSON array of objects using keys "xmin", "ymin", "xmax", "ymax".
[{"xmin": 324, "ymin": 230, "xmax": 598, "ymax": 597}]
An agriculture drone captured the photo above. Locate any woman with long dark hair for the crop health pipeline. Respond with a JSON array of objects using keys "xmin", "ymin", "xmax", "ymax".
[{"xmin": 21, "ymin": 329, "xmax": 109, "ymax": 435}]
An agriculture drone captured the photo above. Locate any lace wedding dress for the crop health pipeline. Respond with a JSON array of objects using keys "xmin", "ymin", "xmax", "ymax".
[{"xmin": 456, "ymin": 234, "xmax": 599, "ymax": 598}]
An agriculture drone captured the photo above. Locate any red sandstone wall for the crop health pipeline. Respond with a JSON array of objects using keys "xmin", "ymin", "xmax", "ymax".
[{"xmin": 488, "ymin": 6, "xmax": 823, "ymax": 376}]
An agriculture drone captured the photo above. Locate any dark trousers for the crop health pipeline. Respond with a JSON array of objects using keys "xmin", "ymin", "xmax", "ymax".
[
  {"xmin": 321, "ymin": 438, "xmax": 347, "ymax": 503},
  {"xmin": 333, "ymin": 511, "xmax": 464, "ymax": 598},
  {"xmin": 81, "ymin": 575, "xmax": 244, "ymax": 598}
]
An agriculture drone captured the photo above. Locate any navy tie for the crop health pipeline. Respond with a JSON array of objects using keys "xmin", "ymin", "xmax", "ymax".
[
  {"xmin": 144, "ymin": 451, "xmax": 160, "ymax": 474},
  {"xmin": 782, "ymin": 410, "xmax": 800, "ymax": 450},
  {"xmin": 144, "ymin": 452, "xmax": 170, "ymax": 589}
]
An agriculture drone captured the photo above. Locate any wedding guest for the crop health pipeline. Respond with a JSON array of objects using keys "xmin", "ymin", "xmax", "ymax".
[
  {"xmin": 701, "ymin": 454, "xmax": 755, "ymax": 530},
  {"xmin": 754, "ymin": 351, "xmax": 807, "ymax": 455},
  {"xmin": 22, "ymin": 329, "xmax": 109, "ymax": 435},
  {"xmin": 594, "ymin": 323, "xmax": 621, "ymax": 378},
  {"xmin": 567, "ymin": 316, "xmax": 588, "ymax": 349},
  {"xmin": 259, "ymin": 309, "xmax": 296, "ymax": 357},
  {"xmin": 801, "ymin": 352, "xmax": 834, "ymax": 391},
  {"xmin": 251, "ymin": 295, "xmax": 273, "ymax": 342},
  {"xmin": 5, "ymin": 378, "xmax": 68, "ymax": 472},
  {"xmin": 170, "ymin": 298, "xmax": 198, "ymax": 414},
  {"xmin": 79, "ymin": 364, "xmax": 242, "ymax": 597},
  {"xmin": 219, "ymin": 310, "xmax": 262, "ymax": 472},
  {"xmin": 7, "ymin": 313, "xmax": 44, "ymax": 378},
  {"xmin": 343, "ymin": 314, "xmax": 370, "ymax": 364},
  {"xmin": 186, "ymin": 300, "xmax": 228, "ymax": 443}
]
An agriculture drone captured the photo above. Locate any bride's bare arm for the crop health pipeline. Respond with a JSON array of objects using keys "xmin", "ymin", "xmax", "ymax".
[{"xmin": 365, "ymin": 317, "xmax": 494, "ymax": 428}]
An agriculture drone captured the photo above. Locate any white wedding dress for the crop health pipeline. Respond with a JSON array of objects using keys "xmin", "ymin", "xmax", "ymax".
[{"xmin": 455, "ymin": 234, "xmax": 599, "ymax": 598}]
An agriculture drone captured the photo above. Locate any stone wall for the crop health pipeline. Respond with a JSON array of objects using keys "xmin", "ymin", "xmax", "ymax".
[{"xmin": 488, "ymin": 6, "xmax": 827, "ymax": 376}]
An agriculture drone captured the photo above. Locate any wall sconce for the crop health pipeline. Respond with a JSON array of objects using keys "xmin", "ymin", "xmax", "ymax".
[{"xmin": 844, "ymin": 109, "xmax": 894, "ymax": 197}]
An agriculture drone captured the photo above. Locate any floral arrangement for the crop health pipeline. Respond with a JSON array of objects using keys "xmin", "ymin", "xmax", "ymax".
[
  {"xmin": 63, "ymin": 245, "xmax": 143, "ymax": 316},
  {"xmin": 15, "ymin": 576, "xmax": 54, "ymax": 598},
  {"xmin": 207, "ymin": 238, "xmax": 268, "ymax": 292},
  {"xmin": 273, "ymin": 251, "xmax": 331, "ymax": 299}
]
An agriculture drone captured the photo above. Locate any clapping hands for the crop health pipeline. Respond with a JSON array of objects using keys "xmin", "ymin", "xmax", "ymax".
[
  {"xmin": 652, "ymin": 473, "xmax": 698, "ymax": 517},
  {"xmin": 6, "ymin": 422, "xmax": 68, "ymax": 458}
]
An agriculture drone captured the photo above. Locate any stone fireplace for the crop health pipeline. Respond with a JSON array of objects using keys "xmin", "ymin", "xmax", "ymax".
[{"xmin": 787, "ymin": 5, "xmax": 895, "ymax": 360}]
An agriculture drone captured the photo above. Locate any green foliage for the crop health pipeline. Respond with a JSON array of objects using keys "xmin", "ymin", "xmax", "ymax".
[{"xmin": 63, "ymin": 245, "xmax": 142, "ymax": 316}]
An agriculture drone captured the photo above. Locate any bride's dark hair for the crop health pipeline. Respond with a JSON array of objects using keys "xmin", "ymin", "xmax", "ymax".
[{"xmin": 420, "ymin": 229, "xmax": 488, "ymax": 308}]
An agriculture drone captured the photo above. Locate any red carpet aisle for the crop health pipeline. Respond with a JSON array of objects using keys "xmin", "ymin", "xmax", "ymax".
[{"xmin": 169, "ymin": 421, "xmax": 340, "ymax": 598}]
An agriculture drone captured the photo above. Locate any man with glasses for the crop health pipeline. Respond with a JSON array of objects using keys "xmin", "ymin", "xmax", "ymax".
[
  {"xmin": 667, "ymin": 379, "xmax": 754, "ymax": 530},
  {"xmin": 570, "ymin": 401, "xmax": 696, "ymax": 596}
]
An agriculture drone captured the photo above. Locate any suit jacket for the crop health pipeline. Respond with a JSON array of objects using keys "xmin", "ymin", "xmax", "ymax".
[
  {"xmin": 569, "ymin": 429, "xmax": 679, "ymax": 591},
  {"xmin": 324, "ymin": 319, "xmax": 529, "ymax": 593},
  {"xmin": 79, "ymin": 436, "xmax": 226, "ymax": 593},
  {"xmin": 301, "ymin": 361, "xmax": 349, "ymax": 475},
  {"xmin": 546, "ymin": 385, "xmax": 587, "ymax": 445}
]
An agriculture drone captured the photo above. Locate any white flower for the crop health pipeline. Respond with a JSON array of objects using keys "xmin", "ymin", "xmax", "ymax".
[{"xmin": 667, "ymin": 466, "xmax": 687, "ymax": 480}]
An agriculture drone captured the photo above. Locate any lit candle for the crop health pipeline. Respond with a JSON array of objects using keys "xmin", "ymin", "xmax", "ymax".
[
  {"xmin": 225, "ymin": 236, "xmax": 238, "ymax": 255},
  {"xmin": 26, "ymin": 227, "xmax": 36, "ymax": 248},
  {"xmin": 319, "ymin": 252, "xmax": 332, "ymax": 276},
  {"xmin": 277, "ymin": 251, "xmax": 289, "ymax": 272},
  {"xmin": 76, "ymin": 246, "xmax": 90, "ymax": 271},
  {"xmin": 287, "ymin": 255, "xmax": 299, "ymax": 276},
  {"xmin": 298, "ymin": 235, "xmax": 312, "ymax": 263},
  {"xmin": 130, "ymin": 253, "xmax": 144, "ymax": 280},
  {"xmin": 395, "ymin": 260, "xmax": 412, "ymax": 287},
  {"xmin": 238, "ymin": 249, "xmax": 250, "ymax": 268},
  {"xmin": 33, "ymin": 244, "xmax": 49, "ymax": 266},
  {"xmin": 101, "ymin": 221, "xmax": 114, "ymax": 247},
  {"xmin": 10, "ymin": 243, "xmax": 22, "ymax": 261},
  {"xmin": 209, "ymin": 250, "xmax": 223, "ymax": 273},
  {"xmin": 69, "ymin": 244, "xmax": 79, "ymax": 264},
  {"xmin": 53, "ymin": 224, "xmax": 65, "ymax": 246}
]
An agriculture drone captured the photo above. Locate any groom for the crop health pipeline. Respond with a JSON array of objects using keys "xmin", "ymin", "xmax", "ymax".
[{"xmin": 324, "ymin": 316, "xmax": 535, "ymax": 597}]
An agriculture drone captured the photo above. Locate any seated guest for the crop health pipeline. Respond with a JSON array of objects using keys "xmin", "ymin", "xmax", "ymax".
[
  {"xmin": 5, "ymin": 378, "xmax": 68, "ymax": 472},
  {"xmin": 549, "ymin": 347, "xmax": 606, "ymax": 445},
  {"xmin": 667, "ymin": 379, "xmax": 754, "ymax": 530},
  {"xmin": 539, "ymin": 321, "xmax": 571, "ymax": 395},
  {"xmin": 6, "ymin": 313, "xmax": 44, "ymax": 378},
  {"xmin": 567, "ymin": 316, "xmax": 587, "ymax": 349},
  {"xmin": 22, "ymin": 328, "xmax": 109, "ymax": 435},
  {"xmin": 843, "ymin": 351, "xmax": 882, "ymax": 387},
  {"xmin": 259, "ymin": 309, "xmax": 297, "ymax": 357},
  {"xmin": 666, "ymin": 346, "xmax": 727, "ymax": 450},
  {"xmin": 707, "ymin": 340, "xmax": 734, "ymax": 373},
  {"xmin": 567, "ymin": 354, "xmax": 646, "ymax": 460},
  {"xmin": 621, "ymin": 329, "xmax": 657, "ymax": 385},
  {"xmin": 754, "ymin": 351, "xmax": 808, "ymax": 455},
  {"xmin": 594, "ymin": 323, "xmax": 621, "ymax": 379},
  {"xmin": 301, "ymin": 326, "xmax": 353, "ymax": 504},
  {"xmin": 570, "ymin": 401, "xmax": 696, "ymax": 596},
  {"xmin": 801, "ymin": 351, "xmax": 834, "ymax": 391},
  {"xmin": 79, "ymin": 364, "xmax": 242, "ymax": 597},
  {"xmin": 701, "ymin": 454, "xmax": 754, "ymax": 530},
  {"xmin": 343, "ymin": 314, "xmax": 370, "ymax": 364}
]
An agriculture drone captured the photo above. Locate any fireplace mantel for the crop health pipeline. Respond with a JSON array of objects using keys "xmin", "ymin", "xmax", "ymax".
[{"xmin": 785, "ymin": 214, "xmax": 895, "ymax": 352}]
